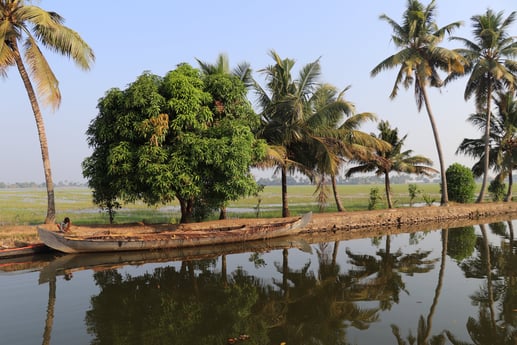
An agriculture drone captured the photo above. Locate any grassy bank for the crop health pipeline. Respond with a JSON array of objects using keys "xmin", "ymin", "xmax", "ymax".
[{"xmin": 0, "ymin": 183, "xmax": 444, "ymax": 226}]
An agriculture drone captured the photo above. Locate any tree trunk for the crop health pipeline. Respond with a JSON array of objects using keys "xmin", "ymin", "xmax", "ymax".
[
  {"xmin": 384, "ymin": 171, "xmax": 393, "ymax": 209},
  {"xmin": 219, "ymin": 207, "xmax": 227, "ymax": 220},
  {"xmin": 331, "ymin": 174, "xmax": 345, "ymax": 212},
  {"xmin": 477, "ymin": 85, "xmax": 493, "ymax": 203},
  {"xmin": 421, "ymin": 86, "xmax": 449, "ymax": 206},
  {"xmin": 11, "ymin": 40, "xmax": 56, "ymax": 223},
  {"xmin": 179, "ymin": 198, "xmax": 194, "ymax": 223},
  {"xmin": 505, "ymin": 168, "xmax": 513, "ymax": 202},
  {"xmin": 281, "ymin": 165, "xmax": 290, "ymax": 217}
]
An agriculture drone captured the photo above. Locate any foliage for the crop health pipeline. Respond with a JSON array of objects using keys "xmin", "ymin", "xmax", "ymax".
[
  {"xmin": 83, "ymin": 64, "xmax": 267, "ymax": 223},
  {"xmin": 446, "ymin": 163, "xmax": 476, "ymax": 203},
  {"xmin": 488, "ymin": 179, "xmax": 506, "ymax": 202}
]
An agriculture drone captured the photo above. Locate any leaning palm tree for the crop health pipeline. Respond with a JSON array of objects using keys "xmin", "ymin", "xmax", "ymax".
[
  {"xmin": 253, "ymin": 50, "xmax": 321, "ymax": 217},
  {"xmin": 449, "ymin": 9, "xmax": 517, "ymax": 202},
  {"xmin": 371, "ymin": 0, "xmax": 465, "ymax": 206},
  {"xmin": 0, "ymin": 1, "xmax": 95, "ymax": 223},
  {"xmin": 456, "ymin": 91, "xmax": 517, "ymax": 201},
  {"xmin": 346, "ymin": 121, "xmax": 438, "ymax": 209}
]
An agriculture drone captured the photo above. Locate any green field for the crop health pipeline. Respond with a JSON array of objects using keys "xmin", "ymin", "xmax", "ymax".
[{"xmin": 0, "ymin": 183, "xmax": 446, "ymax": 226}]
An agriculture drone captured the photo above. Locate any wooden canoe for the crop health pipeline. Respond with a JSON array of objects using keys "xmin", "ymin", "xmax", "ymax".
[{"xmin": 37, "ymin": 212, "xmax": 312, "ymax": 254}]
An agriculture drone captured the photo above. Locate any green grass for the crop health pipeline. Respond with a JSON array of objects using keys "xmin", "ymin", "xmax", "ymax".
[{"xmin": 0, "ymin": 183, "xmax": 446, "ymax": 225}]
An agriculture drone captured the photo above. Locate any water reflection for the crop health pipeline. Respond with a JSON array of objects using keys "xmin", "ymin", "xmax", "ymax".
[{"xmin": 3, "ymin": 219, "xmax": 517, "ymax": 344}]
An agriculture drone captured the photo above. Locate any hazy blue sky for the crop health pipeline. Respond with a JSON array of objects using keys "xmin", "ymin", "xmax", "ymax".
[{"xmin": 1, "ymin": 0, "xmax": 515, "ymax": 183}]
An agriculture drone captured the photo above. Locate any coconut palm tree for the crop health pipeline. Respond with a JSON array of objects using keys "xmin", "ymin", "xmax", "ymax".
[
  {"xmin": 346, "ymin": 121, "xmax": 438, "ymax": 209},
  {"xmin": 196, "ymin": 52, "xmax": 253, "ymax": 87},
  {"xmin": 449, "ymin": 9, "xmax": 517, "ymax": 202},
  {"xmin": 253, "ymin": 50, "xmax": 321, "ymax": 217},
  {"xmin": 0, "ymin": 0, "xmax": 95, "ymax": 223},
  {"xmin": 302, "ymin": 84, "xmax": 386, "ymax": 212},
  {"xmin": 371, "ymin": 0, "xmax": 465, "ymax": 206},
  {"xmin": 456, "ymin": 91, "xmax": 517, "ymax": 201}
]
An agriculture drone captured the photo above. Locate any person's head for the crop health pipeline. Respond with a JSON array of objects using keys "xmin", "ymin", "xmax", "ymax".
[{"xmin": 64, "ymin": 217, "xmax": 70, "ymax": 224}]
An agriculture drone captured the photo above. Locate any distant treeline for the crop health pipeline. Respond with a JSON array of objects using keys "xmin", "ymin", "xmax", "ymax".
[
  {"xmin": 0, "ymin": 181, "xmax": 88, "ymax": 188},
  {"xmin": 257, "ymin": 174, "xmax": 440, "ymax": 186},
  {"xmin": 3, "ymin": 173, "xmax": 485, "ymax": 188}
]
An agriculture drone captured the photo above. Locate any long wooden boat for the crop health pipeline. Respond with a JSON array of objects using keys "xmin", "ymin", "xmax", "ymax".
[{"xmin": 37, "ymin": 212, "xmax": 312, "ymax": 254}]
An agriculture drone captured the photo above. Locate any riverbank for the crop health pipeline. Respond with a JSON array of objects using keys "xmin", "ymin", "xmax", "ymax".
[{"xmin": 2, "ymin": 201, "xmax": 517, "ymax": 250}]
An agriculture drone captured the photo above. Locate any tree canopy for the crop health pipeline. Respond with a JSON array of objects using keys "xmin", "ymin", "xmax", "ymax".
[{"xmin": 83, "ymin": 64, "xmax": 267, "ymax": 223}]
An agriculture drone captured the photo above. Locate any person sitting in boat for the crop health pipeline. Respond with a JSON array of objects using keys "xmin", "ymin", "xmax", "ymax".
[{"xmin": 57, "ymin": 217, "xmax": 71, "ymax": 233}]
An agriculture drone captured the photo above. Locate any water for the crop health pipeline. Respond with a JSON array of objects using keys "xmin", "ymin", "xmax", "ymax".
[{"xmin": 1, "ymin": 220, "xmax": 516, "ymax": 345}]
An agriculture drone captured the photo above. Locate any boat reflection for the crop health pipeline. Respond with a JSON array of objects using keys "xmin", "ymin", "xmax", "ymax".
[{"xmin": 38, "ymin": 237, "xmax": 312, "ymax": 284}]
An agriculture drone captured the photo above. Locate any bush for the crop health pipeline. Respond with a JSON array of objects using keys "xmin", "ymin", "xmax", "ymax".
[
  {"xmin": 488, "ymin": 179, "xmax": 506, "ymax": 201},
  {"xmin": 446, "ymin": 163, "xmax": 476, "ymax": 203}
]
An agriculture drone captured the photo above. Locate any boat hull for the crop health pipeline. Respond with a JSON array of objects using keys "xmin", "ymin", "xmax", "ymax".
[{"xmin": 38, "ymin": 212, "xmax": 311, "ymax": 254}]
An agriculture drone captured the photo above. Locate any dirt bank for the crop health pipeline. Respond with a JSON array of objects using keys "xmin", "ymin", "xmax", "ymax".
[{"xmin": 2, "ymin": 202, "xmax": 517, "ymax": 249}]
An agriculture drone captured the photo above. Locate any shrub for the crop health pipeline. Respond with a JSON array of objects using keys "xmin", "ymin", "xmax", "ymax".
[
  {"xmin": 368, "ymin": 187, "xmax": 382, "ymax": 210},
  {"xmin": 446, "ymin": 163, "xmax": 476, "ymax": 203},
  {"xmin": 488, "ymin": 179, "xmax": 506, "ymax": 201}
]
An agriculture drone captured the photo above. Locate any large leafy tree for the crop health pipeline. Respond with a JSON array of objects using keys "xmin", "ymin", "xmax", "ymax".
[
  {"xmin": 371, "ymin": 0, "xmax": 465, "ymax": 206},
  {"xmin": 346, "ymin": 121, "xmax": 437, "ymax": 209},
  {"xmin": 196, "ymin": 53, "xmax": 256, "ymax": 219},
  {"xmin": 449, "ymin": 9, "xmax": 517, "ymax": 203},
  {"xmin": 83, "ymin": 64, "xmax": 266, "ymax": 223},
  {"xmin": 253, "ymin": 50, "xmax": 322, "ymax": 217},
  {"xmin": 0, "ymin": 0, "xmax": 95, "ymax": 223},
  {"xmin": 456, "ymin": 91, "xmax": 517, "ymax": 202}
]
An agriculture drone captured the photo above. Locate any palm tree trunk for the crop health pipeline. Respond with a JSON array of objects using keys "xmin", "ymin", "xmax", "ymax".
[
  {"xmin": 384, "ymin": 171, "xmax": 393, "ymax": 209},
  {"xmin": 11, "ymin": 40, "xmax": 56, "ymax": 223},
  {"xmin": 331, "ymin": 174, "xmax": 345, "ymax": 212},
  {"xmin": 42, "ymin": 277, "xmax": 56, "ymax": 345},
  {"xmin": 421, "ymin": 86, "xmax": 449, "ymax": 206},
  {"xmin": 423, "ymin": 228, "xmax": 448, "ymax": 343},
  {"xmin": 505, "ymin": 172, "xmax": 513, "ymax": 202},
  {"xmin": 281, "ymin": 165, "xmax": 290, "ymax": 217},
  {"xmin": 477, "ymin": 86, "xmax": 493, "ymax": 203}
]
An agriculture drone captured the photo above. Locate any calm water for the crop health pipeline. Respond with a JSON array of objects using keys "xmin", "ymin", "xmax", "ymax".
[{"xmin": 1, "ymin": 219, "xmax": 516, "ymax": 345}]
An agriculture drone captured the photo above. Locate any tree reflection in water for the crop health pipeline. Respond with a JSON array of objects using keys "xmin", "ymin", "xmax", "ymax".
[
  {"xmin": 77, "ymin": 221, "xmax": 517, "ymax": 344},
  {"xmin": 446, "ymin": 221, "xmax": 517, "ymax": 345},
  {"xmin": 85, "ymin": 247, "xmax": 380, "ymax": 345}
]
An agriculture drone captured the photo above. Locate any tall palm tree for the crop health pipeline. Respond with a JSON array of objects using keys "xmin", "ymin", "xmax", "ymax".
[
  {"xmin": 0, "ymin": 0, "xmax": 95, "ymax": 223},
  {"xmin": 449, "ymin": 9, "xmax": 517, "ymax": 202},
  {"xmin": 371, "ymin": 0, "xmax": 465, "ymax": 206},
  {"xmin": 456, "ymin": 91, "xmax": 517, "ymax": 202},
  {"xmin": 346, "ymin": 121, "xmax": 437, "ymax": 209},
  {"xmin": 254, "ymin": 50, "xmax": 321, "ymax": 217}
]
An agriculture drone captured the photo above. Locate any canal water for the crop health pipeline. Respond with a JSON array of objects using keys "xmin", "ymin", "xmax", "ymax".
[{"xmin": 1, "ymin": 219, "xmax": 516, "ymax": 345}]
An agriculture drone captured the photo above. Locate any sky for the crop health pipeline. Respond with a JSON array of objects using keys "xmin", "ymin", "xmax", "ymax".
[{"xmin": 1, "ymin": 0, "xmax": 515, "ymax": 184}]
